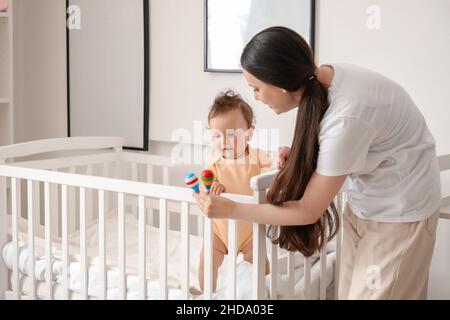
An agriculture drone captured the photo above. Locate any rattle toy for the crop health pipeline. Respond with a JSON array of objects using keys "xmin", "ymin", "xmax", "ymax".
[
  {"xmin": 201, "ymin": 169, "xmax": 214, "ymax": 192},
  {"xmin": 184, "ymin": 172, "xmax": 200, "ymax": 193}
]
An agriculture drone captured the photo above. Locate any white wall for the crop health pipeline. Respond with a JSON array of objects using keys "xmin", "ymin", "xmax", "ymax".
[
  {"xmin": 149, "ymin": 0, "xmax": 297, "ymax": 149},
  {"xmin": 14, "ymin": 0, "xmax": 450, "ymax": 298}
]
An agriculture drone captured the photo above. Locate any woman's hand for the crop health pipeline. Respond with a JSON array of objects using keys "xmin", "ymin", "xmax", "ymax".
[
  {"xmin": 273, "ymin": 146, "xmax": 291, "ymax": 169},
  {"xmin": 210, "ymin": 181, "xmax": 225, "ymax": 195},
  {"xmin": 192, "ymin": 191, "xmax": 236, "ymax": 219}
]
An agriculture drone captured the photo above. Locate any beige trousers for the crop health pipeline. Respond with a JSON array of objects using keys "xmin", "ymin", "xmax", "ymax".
[{"xmin": 338, "ymin": 203, "xmax": 439, "ymax": 300}]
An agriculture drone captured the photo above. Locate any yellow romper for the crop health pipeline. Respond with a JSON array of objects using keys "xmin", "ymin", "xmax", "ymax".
[{"xmin": 205, "ymin": 146, "xmax": 272, "ymax": 252}]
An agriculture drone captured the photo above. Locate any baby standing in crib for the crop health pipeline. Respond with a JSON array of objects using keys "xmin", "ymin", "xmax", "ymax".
[{"xmin": 198, "ymin": 90, "xmax": 271, "ymax": 292}]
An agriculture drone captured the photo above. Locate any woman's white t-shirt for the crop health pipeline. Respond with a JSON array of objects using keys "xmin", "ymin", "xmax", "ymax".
[{"xmin": 316, "ymin": 63, "xmax": 441, "ymax": 222}]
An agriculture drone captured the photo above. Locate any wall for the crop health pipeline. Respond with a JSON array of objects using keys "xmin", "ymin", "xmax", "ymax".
[
  {"xmin": 13, "ymin": 0, "xmax": 450, "ymax": 298},
  {"xmin": 149, "ymin": 0, "xmax": 297, "ymax": 149}
]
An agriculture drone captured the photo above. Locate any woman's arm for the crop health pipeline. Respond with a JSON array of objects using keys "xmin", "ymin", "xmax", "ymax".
[{"xmin": 193, "ymin": 172, "xmax": 347, "ymax": 226}]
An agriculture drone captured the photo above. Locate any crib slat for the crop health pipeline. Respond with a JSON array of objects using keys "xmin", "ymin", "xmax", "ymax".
[
  {"xmin": 146, "ymin": 165, "xmax": 155, "ymax": 226},
  {"xmin": 36, "ymin": 186, "xmax": 43, "ymax": 227},
  {"xmin": 320, "ymin": 231, "xmax": 328, "ymax": 300},
  {"xmin": 203, "ymin": 218, "xmax": 213, "ymax": 299},
  {"xmin": 138, "ymin": 195, "xmax": 147, "ymax": 300},
  {"xmin": 131, "ymin": 163, "xmax": 138, "ymax": 217},
  {"xmin": 32, "ymin": 182, "xmax": 40, "ymax": 228},
  {"xmin": 161, "ymin": 170, "xmax": 171, "ymax": 229},
  {"xmin": 146, "ymin": 164, "xmax": 153, "ymax": 183},
  {"xmin": 102, "ymin": 163, "xmax": 111, "ymax": 214},
  {"xmin": 61, "ymin": 184, "xmax": 69, "ymax": 299},
  {"xmin": 86, "ymin": 164, "xmax": 94, "ymax": 223},
  {"xmin": 181, "ymin": 201, "xmax": 189, "ymax": 300},
  {"xmin": 270, "ymin": 244, "xmax": 278, "ymax": 299},
  {"xmin": 11, "ymin": 178, "xmax": 20, "ymax": 299},
  {"xmin": 98, "ymin": 189, "xmax": 106, "ymax": 300},
  {"xmin": 79, "ymin": 187, "xmax": 88, "ymax": 300},
  {"xmin": 50, "ymin": 182, "xmax": 59, "ymax": 237},
  {"xmin": 44, "ymin": 182, "xmax": 53, "ymax": 300},
  {"xmin": 304, "ymin": 256, "xmax": 312, "ymax": 300},
  {"xmin": 118, "ymin": 192, "xmax": 126, "ymax": 300},
  {"xmin": 68, "ymin": 167, "xmax": 76, "ymax": 233},
  {"xmin": 161, "ymin": 165, "xmax": 171, "ymax": 229},
  {"xmin": 159, "ymin": 198, "xmax": 168, "ymax": 299},
  {"xmin": 227, "ymin": 219, "xmax": 237, "ymax": 299},
  {"xmin": 252, "ymin": 223, "xmax": 266, "ymax": 299},
  {"xmin": 252, "ymin": 190, "xmax": 267, "ymax": 300},
  {"xmin": 17, "ymin": 179, "xmax": 22, "ymax": 225},
  {"xmin": 287, "ymin": 252, "xmax": 295, "ymax": 299},
  {"xmin": 27, "ymin": 180, "xmax": 36, "ymax": 299}
]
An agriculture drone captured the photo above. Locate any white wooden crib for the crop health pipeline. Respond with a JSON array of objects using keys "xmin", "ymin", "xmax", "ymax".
[{"xmin": 0, "ymin": 137, "xmax": 344, "ymax": 300}]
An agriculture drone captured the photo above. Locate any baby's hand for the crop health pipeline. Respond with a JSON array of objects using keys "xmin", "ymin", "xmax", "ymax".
[
  {"xmin": 273, "ymin": 146, "xmax": 291, "ymax": 170},
  {"xmin": 210, "ymin": 181, "xmax": 225, "ymax": 195}
]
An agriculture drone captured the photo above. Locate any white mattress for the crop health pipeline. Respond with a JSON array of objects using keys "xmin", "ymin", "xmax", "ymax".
[{"xmin": 2, "ymin": 213, "xmax": 335, "ymax": 299}]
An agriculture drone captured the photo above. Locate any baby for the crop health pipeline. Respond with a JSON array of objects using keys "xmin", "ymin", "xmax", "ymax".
[{"xmin": 199, "ymin": 90, "xmax": 272, "ymax": 292}]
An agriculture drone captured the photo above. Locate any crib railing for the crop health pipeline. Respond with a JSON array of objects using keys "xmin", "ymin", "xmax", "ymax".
[
  {"xmin": 6, "ymin": 150, "xmax": 174, "ymax": 232},
  {"xmin": 0, "ymin": 137, "xmax": 344, "ymax": 300},
  {"xmin": 0, "ymin": 163, "xmax": 344, "ymax": 300},
  {"xmin": 0, "ymin": 164, "xmax": 261, "ymax": 300}
]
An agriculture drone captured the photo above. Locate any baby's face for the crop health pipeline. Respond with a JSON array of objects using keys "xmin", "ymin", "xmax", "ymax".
[{"xmin": 209, "ymin": 109, "xmax": 252, "ymax": 159}]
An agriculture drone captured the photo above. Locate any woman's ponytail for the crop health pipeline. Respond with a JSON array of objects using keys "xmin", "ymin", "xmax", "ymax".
[
  {"xmin": 241, "ymin": 26, "xmax": 339, "ymax": 257},
  {"xmin": 266, "ymin": 74, "xmax": 338, "ymax": 257}
]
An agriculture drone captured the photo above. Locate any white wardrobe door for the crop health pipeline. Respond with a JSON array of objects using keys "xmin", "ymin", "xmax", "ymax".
[{"xmin": 69, "ymin": 0, "xmax": 147, "ymax": 149}]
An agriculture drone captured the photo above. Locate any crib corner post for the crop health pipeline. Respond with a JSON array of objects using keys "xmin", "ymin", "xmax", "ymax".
[{"xmin": 0, "ymin": 161, "xmax": 8, "ymax": 299}]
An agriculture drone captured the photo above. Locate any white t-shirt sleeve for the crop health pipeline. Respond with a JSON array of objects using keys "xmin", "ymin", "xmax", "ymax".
[{"xmin": 316, "ymin": 116, "xmax": 376, "ymax": 176}]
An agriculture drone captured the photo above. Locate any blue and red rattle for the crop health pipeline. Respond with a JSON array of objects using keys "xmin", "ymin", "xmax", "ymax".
[{"xmin": 184, "ymin": 169, "xmax": 214, "ymax": 193}]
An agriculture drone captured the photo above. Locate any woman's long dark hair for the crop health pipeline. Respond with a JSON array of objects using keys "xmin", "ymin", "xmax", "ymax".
[{"xmin": 241, "ymin": 26, "xmax": 339, "ymax": 257}]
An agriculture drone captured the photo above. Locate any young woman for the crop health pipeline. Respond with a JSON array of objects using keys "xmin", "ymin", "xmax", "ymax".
[{"xmin": 193, "ymin": 26, "xmax": 441, "ymax": 299}]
